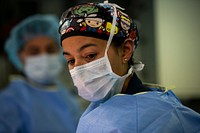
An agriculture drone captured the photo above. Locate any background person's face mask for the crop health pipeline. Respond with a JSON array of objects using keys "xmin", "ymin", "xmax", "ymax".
[{"xmin": 24, "ymin": 54, "xmax": 63, "ymax": 85}]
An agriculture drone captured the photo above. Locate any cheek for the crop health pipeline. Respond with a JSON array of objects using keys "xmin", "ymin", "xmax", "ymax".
[
  {"xmin": 107, "ymin": 49, "xmax": 123, "ymax": 76},
  {"xmin": 18, "ymin": 51, "xmax": 26, "ymax": 65}
]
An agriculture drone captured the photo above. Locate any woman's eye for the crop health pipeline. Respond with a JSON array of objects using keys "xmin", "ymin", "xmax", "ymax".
[
  {"xmin": 47, "ymin": 46, "xmax": 59, "ymax": 54},
  {"xmin": 26, "ymin": 48, "xmax": 39, "ymax": 55},
  {"xmin": 67, "ymin": 59, "xmax": 75, "ymax": 65},
  {"xmin": 86, "ymin": 53, "xmax": 97, "ymax": 61}
]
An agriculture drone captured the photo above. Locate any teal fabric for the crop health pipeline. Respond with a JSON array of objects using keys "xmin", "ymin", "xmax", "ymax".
[{"xmin": 0, "ymin": 78, "xmax": 82, "ymax": 133}]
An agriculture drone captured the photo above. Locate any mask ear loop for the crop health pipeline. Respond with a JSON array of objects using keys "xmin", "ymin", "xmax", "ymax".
[
  {"xmin": 103, "ymin": 1, "xmax": 122, "ymax": 56},
  {"xmin": 103, "ymin": 1, "xmax": 128, "ymax": 74},
  {"xmin": 103, "ymin": 2, "xmax": 145, "ymax": 73}
]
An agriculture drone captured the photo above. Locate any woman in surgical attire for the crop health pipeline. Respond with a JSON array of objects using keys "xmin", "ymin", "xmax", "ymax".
[
  {"xmin": 0, "ymin": 14, "xmax": 83, "ymax": 133},
  {"xmin": 59, "ymin": 1, "xmax": 200, "ymax": 133}
]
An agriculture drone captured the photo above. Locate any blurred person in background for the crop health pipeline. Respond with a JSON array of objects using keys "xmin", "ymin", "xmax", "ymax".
[
  {"xmin": 58, "ymin": 1, "xmax": 200, "ymax": 133},
  {"xmin": 0, "ymin": 14, "xmax": 83, "ymax": 133}
]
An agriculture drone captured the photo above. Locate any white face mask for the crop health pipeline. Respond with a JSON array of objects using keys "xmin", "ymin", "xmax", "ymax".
[
  {"xmin": 24, "ymin": 54, "xmax": 63, "ymax": 85},
  {"xmin": 70, "ymin": 55, "xmax": 133, "ymax": 102}
]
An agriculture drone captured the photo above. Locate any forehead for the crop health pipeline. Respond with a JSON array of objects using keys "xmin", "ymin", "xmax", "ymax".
[
  {"xmin": 62, "ymin": 36, "xmax": 107, "ymax": 50},
  {"xmin": 24, "ymin": 36, "xmax": 57, "ymax": 48}
]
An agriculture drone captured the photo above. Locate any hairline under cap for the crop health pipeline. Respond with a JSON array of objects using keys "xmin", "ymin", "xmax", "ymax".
[{"xmin": 61, "ymin": 32, "xmax": 125, "ymax": 45}]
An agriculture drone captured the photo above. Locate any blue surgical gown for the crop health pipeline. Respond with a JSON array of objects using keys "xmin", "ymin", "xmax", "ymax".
[
  {"xmin": 0, "ymin": 78, "xmax": 82, "ymax": 133},
  {"xmin": 76, "ymin": 74, "xmax": 200, "ymax": 133}
]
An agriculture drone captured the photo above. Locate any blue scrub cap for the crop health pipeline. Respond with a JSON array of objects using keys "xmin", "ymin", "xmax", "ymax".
[
  {"xmin": 4, "ymin": 14, "xmax": 60, "ymax": 71},
  {"xmin": 59, "ymin": 1, "xmax": 139, "ymax": 47}
]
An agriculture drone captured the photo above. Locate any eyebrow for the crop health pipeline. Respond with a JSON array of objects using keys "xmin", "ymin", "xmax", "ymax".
[{"xmin": 63, "ymin": 43, "xmax": 97, "ymax": 55}]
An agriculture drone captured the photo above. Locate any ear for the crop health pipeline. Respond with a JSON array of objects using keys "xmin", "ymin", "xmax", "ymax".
[{"xmin": 122, "ymin": 39, "xmax": 134, "ymax": 64}]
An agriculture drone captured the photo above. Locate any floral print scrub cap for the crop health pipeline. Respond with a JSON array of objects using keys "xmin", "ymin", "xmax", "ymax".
[{"xmin": 59, "ymin": 1, "xmax": 139, "ymax": 48}]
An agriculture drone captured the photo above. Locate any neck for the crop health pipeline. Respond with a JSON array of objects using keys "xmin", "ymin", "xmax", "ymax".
[
  {"xmin": 121, "ymin": 74, "xmax": 132, "ymax": 93},
  {"xmin": 27, "ymin": 78, "xmax": 58, "ymax": 90}
]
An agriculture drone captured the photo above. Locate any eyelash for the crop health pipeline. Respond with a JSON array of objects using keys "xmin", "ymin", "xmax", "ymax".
[
  {"xmin": 67, "ymin": 53, "xmax": 97, "ymax": 66},
  {"xmin": 85, "ymin": 53, "xmax": 97, "ymax": 61},
  {"xmin": 67, "ymin": 59, "xmax": 75, "ymax": 65}
]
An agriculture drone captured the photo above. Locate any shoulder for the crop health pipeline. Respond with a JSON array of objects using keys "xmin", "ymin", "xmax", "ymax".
[
  {"xmin": 109, "ymin": 91, "xmax": 200, "ymax": 131},
  {"xmin": 0, "ymin": 79, "xmax": 33, "ymax": 104},
  {"xmin": 79, "ymin": 90, "xmax": 200, "ymax": 132},
  {"xmin": 1, "ymin": 79, "xmax": 30, "ymax": 92},
  {"xmin": 84, "ymin": 90, "xmax": 178, "ymax": 119}
]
